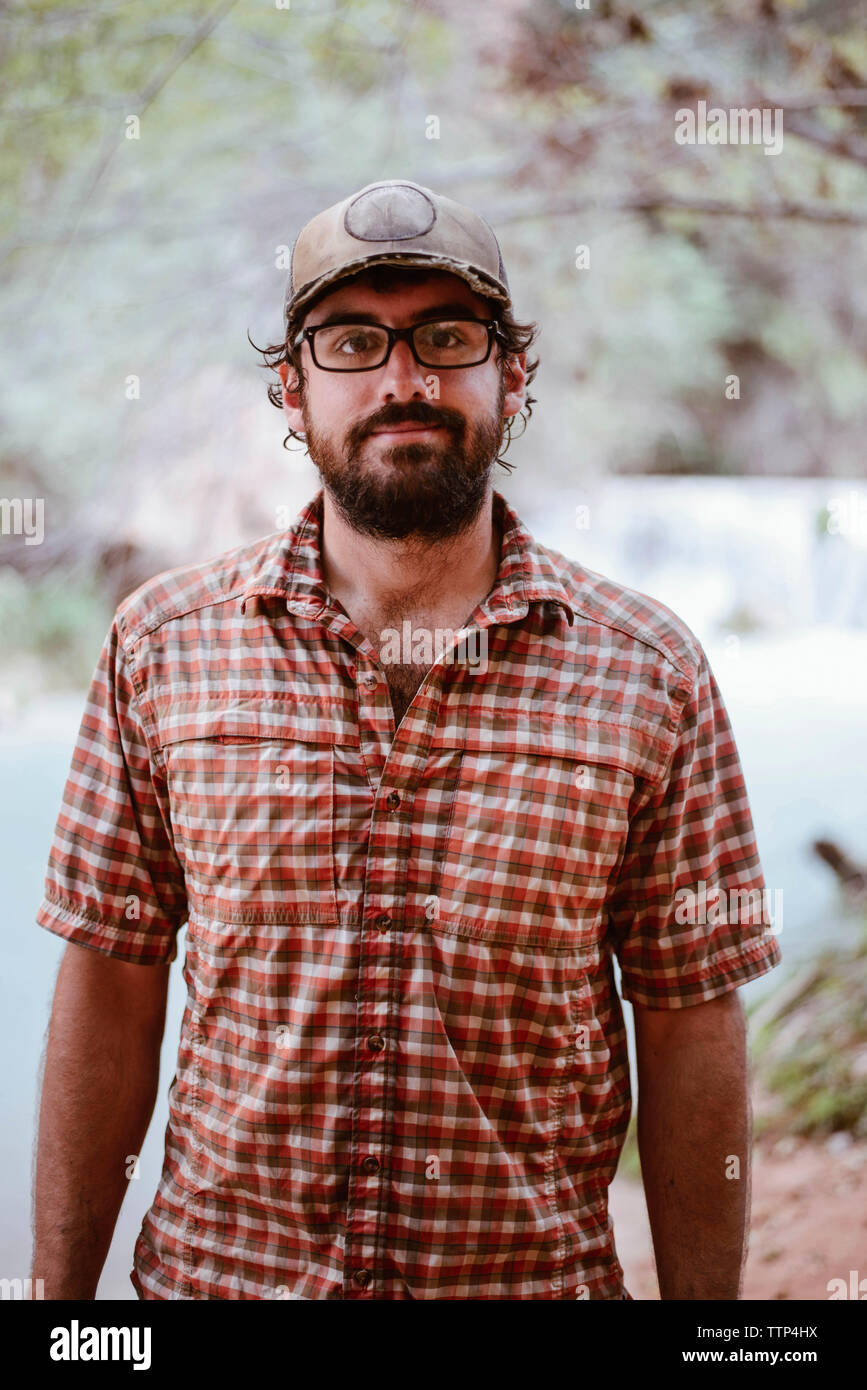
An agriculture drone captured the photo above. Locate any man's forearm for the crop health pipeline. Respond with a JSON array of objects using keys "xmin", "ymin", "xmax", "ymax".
[
  {"xmin": 31, "ymin": 946, "xmax": 166, "ymax": 1299},
  {"xmin": 634, "ymin": 993, "xmax": 751, "ymax": 1300}
]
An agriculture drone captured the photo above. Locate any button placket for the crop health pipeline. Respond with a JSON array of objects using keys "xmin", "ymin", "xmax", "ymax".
[
  {"xmin": 346, "ymin": 1011, "xmax": 389, "ymax": 1295},
  {"xmin": 354, "ymin": 661, "xmax": 395, "ymax": 787},
  {"xmin": 345, "ymin": 650, "xmax": 444, "ymax": 1298},
  {"xmin": 345, "ymin": 711, "xmax": 424, "ymax": 1297}
]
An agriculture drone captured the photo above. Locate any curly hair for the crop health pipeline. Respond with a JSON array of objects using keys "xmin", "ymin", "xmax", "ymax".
[{"xmin": 248, "ymin": 265, "xmax": 540, "ymax": 473}]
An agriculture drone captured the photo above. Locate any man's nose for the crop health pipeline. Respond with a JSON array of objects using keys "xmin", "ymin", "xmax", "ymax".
[{"xmin": 376, "ymin": 337, "xmax": 431, "ymax": 400}]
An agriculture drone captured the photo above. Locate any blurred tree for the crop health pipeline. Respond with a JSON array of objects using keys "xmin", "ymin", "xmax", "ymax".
[{"xmin": 0, "ymin": 0, "xmax": 865, "ymax": 682}]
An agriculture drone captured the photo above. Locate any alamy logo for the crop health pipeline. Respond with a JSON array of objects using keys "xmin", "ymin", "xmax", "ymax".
[
  {"xmin": 0, "ymin": 496, "xmax": 44, "ymax": 545},
  {"xmin": 827, "ymin": 1270, "xmax": 867, "ymax": 1299},
  {"xmin": 379, "ymin": 621, "xmax": 487, "ymax": 671},
  {"xmin": 674, "ymin": 881, "xmax": 783, "ymax": 933},
  {"xmin": 49, "ymin": 1320, "xmax": 152, "ymax": 1371},
  {"xmin": 827, "ymin": 489, "xmax": 867, "ymax": 543},
  {"xmin": 675, "ymin": 102, "xmax": 784, "ymax": 157},
  {"xmin": 0, "ymin": 1277, "xmax": 44, "ymax": 1299}
]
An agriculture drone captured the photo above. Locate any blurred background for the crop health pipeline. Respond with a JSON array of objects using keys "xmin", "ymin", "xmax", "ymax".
[{"xmin": 1, "ymin": 0, "xmax": 865, "ymax": 1299}]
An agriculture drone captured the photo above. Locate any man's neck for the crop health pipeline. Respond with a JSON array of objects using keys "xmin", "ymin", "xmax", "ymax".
[{"xmin": 319, "ymin": 488, "xmax": 502, "ymax": 621}]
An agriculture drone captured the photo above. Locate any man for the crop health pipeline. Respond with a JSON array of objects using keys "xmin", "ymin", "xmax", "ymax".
[{"xmin": 32, "ymin": 179, "xmax": 781, "ymax": 1300}]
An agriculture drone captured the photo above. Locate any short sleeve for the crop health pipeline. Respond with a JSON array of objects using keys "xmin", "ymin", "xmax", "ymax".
[
  {"xmin": 608, "ymin": 648, "xmax": 782, "ymax": 1008},
  {"xmin": 36, "ymin": 617, "xmax": 188, "ymax": 964}
]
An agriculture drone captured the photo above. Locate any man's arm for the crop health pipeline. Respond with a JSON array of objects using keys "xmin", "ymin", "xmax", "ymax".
[
  {"xmin": 31, "ymin": 940, "xmax": 169, "ymax": 1299},
  {"xmin": 633, "ymin": 989, "xmax": 751, "ymax": 1300}
]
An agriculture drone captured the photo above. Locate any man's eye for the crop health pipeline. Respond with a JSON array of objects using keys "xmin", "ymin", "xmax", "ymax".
[
  {"xmin": 336, "ymin": 332, "xmax": 373, "ymax": 354},
  {"xmin": 425, "ymin": 324, "xmax": 465, "ymax": 347},
  {"xmin": 418, "ymin": 322, "xmax": 477, "ymax": 352},
  {"xmin": 429, "ymin": 328, "xmax": 459, "ymax": 347}
]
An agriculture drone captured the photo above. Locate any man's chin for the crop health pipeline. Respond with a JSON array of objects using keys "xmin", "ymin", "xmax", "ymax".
[
  {"xmin": 306, "ymin": 420, "xmax": 499, "ymax": 540},
  {"xmin": 320, "ymin": 472, "xmax": 491, "ymax": 542}
]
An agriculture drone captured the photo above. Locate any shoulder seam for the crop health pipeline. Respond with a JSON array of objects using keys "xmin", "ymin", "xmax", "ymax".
[
  {"xmin": 567, "ymin": 597, "xmax": 698, "ymax": 685},
  {"xmin": 118, "ymin": 584, "xmax": 251, "ymax": 645},
  {"xmin": 540, "ymin": 543, "xmax": 700, "ymax": 683}
]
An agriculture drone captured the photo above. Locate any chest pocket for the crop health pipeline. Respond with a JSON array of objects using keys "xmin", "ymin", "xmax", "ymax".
[
  {"xmin": 155, "ymin": 697, "xmax": 356, "ymax": 921},
  {"xmin": 433, "ymin": 707, "xmax": 670, "ymax": 948}
]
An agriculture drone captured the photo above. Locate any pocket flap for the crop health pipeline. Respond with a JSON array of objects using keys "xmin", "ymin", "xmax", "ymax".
[
  {"xmin": 153, "ymin": 695, "xmax": 358, "ymax": 749},
  {"xmin": 431, "ymin": 704, "xmax": 672, "ymax": 785}
]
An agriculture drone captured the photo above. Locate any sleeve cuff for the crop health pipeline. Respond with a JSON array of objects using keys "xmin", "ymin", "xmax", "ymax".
[
  {"xmin": 618, "ymin": 929, "xmax": 783, "ymax": 1009},
  {"xmin": 36, "ymin": 894, "xmax": 180, "ymax": 965}
]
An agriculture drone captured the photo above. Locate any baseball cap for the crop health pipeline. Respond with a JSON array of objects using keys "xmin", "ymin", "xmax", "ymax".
[{"xmin": 283, "ymin": 179, "xmax": 511, "ymax": 328}]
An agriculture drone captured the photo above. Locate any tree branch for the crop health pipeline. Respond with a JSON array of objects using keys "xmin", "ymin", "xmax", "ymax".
[
  {"xmin": 495, "ymin": 194, "xmax": 867, "ymax": 226},
  {"xmin": 784, "ymin": 113, "xmax": 867, "ymax": 170},
  {"xmin": 28, "ymin": 0, "xmax": 242, "ymax": 322}
]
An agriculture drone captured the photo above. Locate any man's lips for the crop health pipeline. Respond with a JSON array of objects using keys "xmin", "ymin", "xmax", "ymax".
[{"xmin": 370, "ymin": 423, "xmax": 447, "ymax": 437}]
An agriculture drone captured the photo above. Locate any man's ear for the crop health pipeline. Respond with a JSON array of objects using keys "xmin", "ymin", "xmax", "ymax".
[
  {"xmin": 278, "ymin": 358, "xmax": 305, "ymax": 434},
  {"xmin": 278, "ymin": 358, "xmax": 300, "ymax": 399},
  {"xmin": 502, "ymin": 350, "xmax": 528, "ymax": 422}
]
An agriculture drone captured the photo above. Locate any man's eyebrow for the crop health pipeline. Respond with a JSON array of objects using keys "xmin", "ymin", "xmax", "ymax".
[{"xmin": 307, "ymin": 301, "xmax": 487, "ymax": 328}]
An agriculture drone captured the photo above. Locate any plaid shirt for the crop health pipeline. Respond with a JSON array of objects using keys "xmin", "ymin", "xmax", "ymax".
[{"xmin": 37, "ymin": 487, "xmax": 781, "ymax": 1300}]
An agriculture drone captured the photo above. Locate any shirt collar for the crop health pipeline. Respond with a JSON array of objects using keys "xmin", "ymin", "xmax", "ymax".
[{"xmin": 241, "ymin": 487, "xmax": 575, "ymax": 627}]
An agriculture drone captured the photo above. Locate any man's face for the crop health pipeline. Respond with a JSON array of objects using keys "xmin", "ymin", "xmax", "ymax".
[{"xmin": 280, "ymin": 272, "xmax": 526, "ymax": 542}]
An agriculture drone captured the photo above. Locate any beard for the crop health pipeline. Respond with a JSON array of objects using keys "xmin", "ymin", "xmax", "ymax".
[{"xmin": 300, "ymin": 374, "xmax": 507, "ymax": 542}]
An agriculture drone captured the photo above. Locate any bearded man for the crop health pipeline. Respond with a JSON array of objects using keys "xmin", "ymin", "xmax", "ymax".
[{"xmin": 33, "ymin": 180, "xmax": 780, "ymax": 1301}]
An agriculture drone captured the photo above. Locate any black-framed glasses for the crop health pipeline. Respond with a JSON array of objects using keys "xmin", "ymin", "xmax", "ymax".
[{"xmin": 293, "ymin": 317, "xmax": 504, "ymax": 372}]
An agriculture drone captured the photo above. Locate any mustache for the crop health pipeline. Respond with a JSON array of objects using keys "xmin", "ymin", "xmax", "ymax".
[{"xmin": 359, "ymin": 403, "xmax": 465, "ymax": 437}]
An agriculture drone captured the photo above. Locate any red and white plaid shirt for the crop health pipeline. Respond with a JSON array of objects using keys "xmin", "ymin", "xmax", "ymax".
[{"xmin": 38, "ymin": 487, "xmax": 781, "ymax": 1300}]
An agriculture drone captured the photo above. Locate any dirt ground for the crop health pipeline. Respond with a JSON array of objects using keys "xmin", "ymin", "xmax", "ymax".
[{"xmin": 608, "ymin": 1134, "xmax": 867, "ymax": 1301}]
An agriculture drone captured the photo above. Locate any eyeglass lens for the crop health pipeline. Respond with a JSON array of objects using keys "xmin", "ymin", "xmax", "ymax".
[{"xmin": 312, "ymin": 319, "xmax": 490, "ymax": 370}]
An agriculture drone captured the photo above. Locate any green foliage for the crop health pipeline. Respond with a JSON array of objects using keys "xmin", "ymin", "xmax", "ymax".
[
  {"xmin": 0, "ymin": 567, "xmax": 111, "ymax": 687},
  {"xmin": 1, "ymin": 0, "xmax": 866, "ymax": 677},
  {"xmin": 748, "ymin": 918, "xmax": 867, "ymax": 1140},
  {"xmin": 617, "ymin": 1113, "xmax": 642, "ymax": 1181}
]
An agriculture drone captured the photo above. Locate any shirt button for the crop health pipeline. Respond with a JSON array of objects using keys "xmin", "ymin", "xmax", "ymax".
[
  {"xmin": 361, "ymin": 1155, "xmax": 380, "ymax": 1174},
  {"xmin": 385, "ymin": 790, "xmax": 400, "ymax": 811},
  {"xmin": 353, "ymin": 1268, "xmax": 372, "ymax": 1288},
  {"xmin": 362, "ymin": 672, "xmax": 378, "ymax": 688},
  {"xmin": 367, "ymin": 1033, "xmax": 386, "ymax": 1052},
  {"xmin": 375, "ymin": 913, "xmax": 391, "ymax": 932}
]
